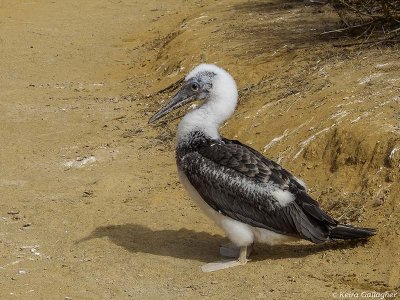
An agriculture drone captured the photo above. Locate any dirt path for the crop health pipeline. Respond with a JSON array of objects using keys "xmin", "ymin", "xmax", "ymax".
[{"xmin": 1, "ymin": 0, "xmax": 399, "ymax": 299}]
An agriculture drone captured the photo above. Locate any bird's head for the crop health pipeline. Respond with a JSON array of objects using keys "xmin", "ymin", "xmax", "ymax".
[{"xmin": 148, "ymin": 64, "xmax": 238, "ymax": 124}]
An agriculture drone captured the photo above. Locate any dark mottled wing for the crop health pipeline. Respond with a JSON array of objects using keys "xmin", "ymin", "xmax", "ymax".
[
  {"xmin": 221, "ymin": 138, "xmax": 338, "ymax": 225},
  {"xmin": 221, "ymin": 137, "xmax": 307, "ymax": 190},
  {"xmin": 180, "ymin": 140, "xmax": 337, "ymax": 243}
]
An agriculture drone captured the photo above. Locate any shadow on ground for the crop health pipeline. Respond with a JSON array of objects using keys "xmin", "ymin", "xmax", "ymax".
[
  {"xmin": 78, "ymin": 223, "xmax": 365, "ymax": 263},
  {"xmin": 78, "ymin": 224, "xmax": 226, "ymax": 262},
  {"xmin": 253, "ymin": 239, "xmax": 365, "ymax": 261},
  {"xmin": 231, "ymin": 0, "xmax": 340, "ymax": 56}
]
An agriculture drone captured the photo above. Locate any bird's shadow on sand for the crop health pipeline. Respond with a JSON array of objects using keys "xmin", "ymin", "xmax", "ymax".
[{"xmin": 77, "ymin": 223, "xmax": 366, "ymax": 263}]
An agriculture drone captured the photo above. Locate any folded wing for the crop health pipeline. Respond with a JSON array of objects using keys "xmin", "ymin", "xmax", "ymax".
[{"xmin": 179, "ymin": 139, "xmax": 338, "ymax": 243}]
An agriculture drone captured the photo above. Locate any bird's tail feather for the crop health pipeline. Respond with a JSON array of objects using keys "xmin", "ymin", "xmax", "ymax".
[{"xmin": 330, "ymin": 224, "xmax": 376, "ymax": 240}]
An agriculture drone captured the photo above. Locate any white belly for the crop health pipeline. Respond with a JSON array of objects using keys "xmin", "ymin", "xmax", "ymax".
[{"xmin": 178, "ymin": 170, "xmax": 297, "ymax": 247}]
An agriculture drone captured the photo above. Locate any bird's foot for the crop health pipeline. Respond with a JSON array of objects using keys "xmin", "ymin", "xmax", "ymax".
[
  {"xmin": 219, "ymin": 243, "xmax": 253, "ymax": 258},
  {"xmin": 201, "ymin": 246, "xmax": 249, "ymax": 272},
  {"xmin": 201, "ymin": 259, "xmax": 247, "ymax": 272}
]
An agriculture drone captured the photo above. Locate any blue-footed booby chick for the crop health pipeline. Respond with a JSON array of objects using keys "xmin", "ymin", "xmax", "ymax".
[{"xmin": 148, "ymin": 64, "xmax": 376, "ymax": 272}]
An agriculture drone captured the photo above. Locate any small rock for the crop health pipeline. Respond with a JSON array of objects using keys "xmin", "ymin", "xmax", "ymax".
[
  {"xmin": 82, "ymin": 191, "xmax": 94, "ymax": 197},
  {"xmin": 373, "ymin": 197, "xmax": 384, "ymax": 207}
]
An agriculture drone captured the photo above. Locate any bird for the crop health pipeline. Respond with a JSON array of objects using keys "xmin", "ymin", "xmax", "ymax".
[{"xmin": 148, "ymin": 64, "xmax": 376, "ymax": 272}]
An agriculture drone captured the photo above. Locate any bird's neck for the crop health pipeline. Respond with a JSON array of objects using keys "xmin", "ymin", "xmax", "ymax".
[{"xmin": 177, "ymin": 90, "xmax": 238, "ymax": 142}]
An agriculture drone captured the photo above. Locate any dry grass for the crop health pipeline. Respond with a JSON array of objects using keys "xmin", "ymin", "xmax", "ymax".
[{"xmin": 327, "ymin": 0, "xmax": 400, "ymax": 45}]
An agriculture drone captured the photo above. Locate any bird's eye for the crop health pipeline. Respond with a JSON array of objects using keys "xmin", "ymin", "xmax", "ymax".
[{"xmin": 191, "ymin": 83, "xmax": 199, "ymax": 92}]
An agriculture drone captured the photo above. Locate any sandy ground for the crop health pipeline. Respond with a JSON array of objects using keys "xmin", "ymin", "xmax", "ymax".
[{"xmin": 0, "ymin": 0, "xmax": 399, "ymax": 299}]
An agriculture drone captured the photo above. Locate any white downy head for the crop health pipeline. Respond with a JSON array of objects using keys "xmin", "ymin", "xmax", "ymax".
[
  {"xmin": 178, "ymin": 64, "xmax": 238, "ymax": 140},
  {"xmin": 148, "ymin": 64, "xmax": 238, "ymax": 141}
]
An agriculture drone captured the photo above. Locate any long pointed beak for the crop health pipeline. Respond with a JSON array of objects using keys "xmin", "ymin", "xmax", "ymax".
[{"xmin": 148, "ymin": 90, "xmax": 196, "ymax": 124}]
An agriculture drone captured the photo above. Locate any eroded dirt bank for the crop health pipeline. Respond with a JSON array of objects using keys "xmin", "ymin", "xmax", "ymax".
[{"xmin": 0, "ymin": 0, "xmax": 399, "ymax": 299}]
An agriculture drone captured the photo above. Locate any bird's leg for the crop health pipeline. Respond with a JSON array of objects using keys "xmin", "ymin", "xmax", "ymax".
[
  {"xmin": 238, "ymin": 246, "xmax": 248, "ymax": 264},
  {"xmin": 201, "ymin": 245, "xmax": 250, "ymax": 272},
  {"xmin": 220, "ymin": 243, "xmax": 254, "ymax": 258}
]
